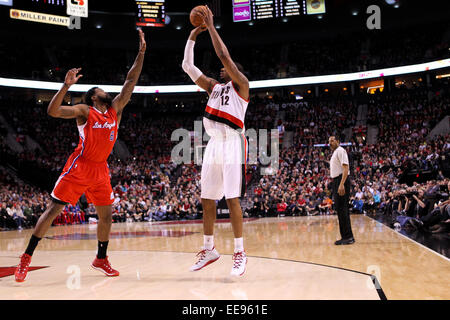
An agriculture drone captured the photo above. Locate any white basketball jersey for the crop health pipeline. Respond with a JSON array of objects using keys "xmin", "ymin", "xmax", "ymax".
[{"xmin": 203, "ymin": 81, "xmax": 249, "ymax": 137}]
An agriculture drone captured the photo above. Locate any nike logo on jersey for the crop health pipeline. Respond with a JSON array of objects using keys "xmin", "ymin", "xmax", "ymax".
[{"xmin": 92, "ymin": 121, "xmax": 116, "ymax": 130}]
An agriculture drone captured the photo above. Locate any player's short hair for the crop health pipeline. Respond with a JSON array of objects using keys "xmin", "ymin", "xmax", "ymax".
[{"xmin": 85, "ymin": 87, "xmax": 98, "ymax": 106}]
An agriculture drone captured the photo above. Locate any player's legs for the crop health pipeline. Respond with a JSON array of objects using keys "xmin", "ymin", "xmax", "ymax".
[
  {"xmin": 223, "ymin": 134, "xmax": 247, "ymax": 276},
  {"xmin": 86, "ymin": 182, "xmax": 119, "ymax": 277},
  {"xmin": 200, "ymin": 137, "xmax": 224, "ymax": 200},
  {"xmin": 190, "ymin": 197, "xmax": 221, "ymax": 272},
  {"xmin": 202, "ymin": 198, "xmax": 217, "ymax": 236},
  {"xmin": 85, "ymin": 178, "xmax": 114, "ymax": 246},
  {"xmin": 15, "ymin": 171, "xmax": 86, "ymax": 282},
  {"xmin": 15, "ymin": 200, "xmax": 66, "ymax": 283},
  {"xmin": 226, "ymin": 196, "xmax": 247, "ymax": 277},
  {"xmin": 226, "ymin": 198, "xmax": 243, "ymax": 239},
  {"xmin": 32, "ymin": 200, "xmax": 66, "ymax": 239},
  {"xmin": 224, "ymin": 134, "xmax": 246, "ymax": 240},
  {"xmin": 190, "ymin": 198, "xmax": 221, "ymax": 272},
  {"xmin": 200, "ymin": 137, "xmax": 224, "ymax": 241},
  {"xmin": 95, "ymin": 205, "xmax": 112, "ymax": 243},
  {"xmin": 191, "ymin": 139, "xmax": 223, "ymax": 271}
]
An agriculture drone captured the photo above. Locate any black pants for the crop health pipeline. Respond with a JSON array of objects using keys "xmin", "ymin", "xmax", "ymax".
[
  {"xmin": 421, "ymin": 206, "xmax": 446, "ymax": 228},
  {"xmin": 332, "ymin": 175, "xmax": 354, "ymax": 239}
]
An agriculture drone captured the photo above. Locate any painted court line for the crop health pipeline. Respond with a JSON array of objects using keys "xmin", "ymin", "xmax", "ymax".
[{"xmin": 364, "ymin": 215, "xmax": 450, "ymax": 262}]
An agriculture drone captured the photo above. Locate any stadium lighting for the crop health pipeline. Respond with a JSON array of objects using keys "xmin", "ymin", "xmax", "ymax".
[
  {"xmin": 0, "ymin": 58, "xmax": 449, "ymax": 93},
  {"xmin": 436, "ymin": 73, "xmax": 450, "ymax": 79}
]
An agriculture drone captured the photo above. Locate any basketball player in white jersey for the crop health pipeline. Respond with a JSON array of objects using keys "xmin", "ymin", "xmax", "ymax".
[{"xmin": 182, "ymin": 6, "xmax": 249, "ymax": 276}]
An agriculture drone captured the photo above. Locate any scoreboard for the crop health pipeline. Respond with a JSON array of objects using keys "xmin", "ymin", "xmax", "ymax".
[
  {"xmin": 233, "ymin": 0, "xmax": 325, "ymax": 22},
  {"xmin": 135, "ymin": 0, "xmax": 165, "ymax": 28},
  {"xmin": 251, "ymin": 0, "xmax": 303, "ymax": 20},
  {"xmin": 282, "ymin": 0, "xmax": 303, "ymax": 16}
]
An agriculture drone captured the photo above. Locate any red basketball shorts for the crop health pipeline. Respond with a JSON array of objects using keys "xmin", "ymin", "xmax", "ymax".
[{"xmin": 51, "ymin": 154, "xmax": 114, "ymax": 206}]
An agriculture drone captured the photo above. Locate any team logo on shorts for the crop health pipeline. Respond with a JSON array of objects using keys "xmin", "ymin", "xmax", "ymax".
[{"xmin": 110, "ymin": 192, "xmax": 114, "ymax": 200}]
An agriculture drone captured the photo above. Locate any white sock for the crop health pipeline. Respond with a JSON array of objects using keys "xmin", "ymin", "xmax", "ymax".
[
  {"xmin": 204, "ymin": 235, "xmax": 214, "ymax": 250},
  {"xmin": 234, "ymin": 237, "xmax": 244, "ymax": 253}
]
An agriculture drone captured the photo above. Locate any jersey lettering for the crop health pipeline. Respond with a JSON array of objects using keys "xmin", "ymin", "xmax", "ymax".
[{"xmin": 204, "ymin": 81, "xmax": 248, "ymax": 132}]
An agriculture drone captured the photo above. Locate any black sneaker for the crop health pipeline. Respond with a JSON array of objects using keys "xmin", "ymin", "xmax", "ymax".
[{"xmin": 334, "ymin": 238, "xmax": 355, "ymax": 245}]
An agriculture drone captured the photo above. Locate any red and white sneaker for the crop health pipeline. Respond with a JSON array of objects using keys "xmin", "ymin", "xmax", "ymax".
[
  {"xmin": 91, "ymin": 256, "xmax": 120, "ymax": 277},
  {"xmin": 15, "ymin": 253, "xmax": 32, "ymax": 282},
  {"xmin": 230, "ymin": 251, "xmax": 247, "ymax": 277},
  {"xmin": 190, "ymin": 247, "xmax": 220, "ymax": 272}
]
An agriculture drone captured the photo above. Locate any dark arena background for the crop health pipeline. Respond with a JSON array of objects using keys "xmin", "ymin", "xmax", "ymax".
[{"xmin": 0, "ymin": 0, "xmax": 449, "ymax": 310}]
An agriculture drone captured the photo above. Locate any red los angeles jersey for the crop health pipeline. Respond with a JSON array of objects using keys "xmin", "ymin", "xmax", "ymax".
[
  {"xmin": 51, "ymin": 106, "xmax": 118, "ymax": 206},
  {"xmin": 73, "ymin": 106, "xmax": 118, "ymax": 162}
]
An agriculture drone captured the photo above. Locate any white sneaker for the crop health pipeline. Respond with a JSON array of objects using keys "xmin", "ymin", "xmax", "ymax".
[
  {"xmin": 190, "ymin": 247, "xmax": 220, "ymax": 272},
  {"xmin": 230, "ymin": 251, "xmax": 247, "ymax": 277}
]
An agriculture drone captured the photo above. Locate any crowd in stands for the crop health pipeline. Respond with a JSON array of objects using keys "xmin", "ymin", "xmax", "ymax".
[
  {"xmin": 0, "ymin": 54, "xmax": 449, "ymax": 235},
  {"xmin": 243, "ymin": 84, "xmax": 450, "ymax": 235},
  {"xmin": 0, "ymin": 167, "xmax": 48, "ymax": 230},
  {"xmin": 0, "ymin": 22, "xmax": 448, "ymax": 85}
]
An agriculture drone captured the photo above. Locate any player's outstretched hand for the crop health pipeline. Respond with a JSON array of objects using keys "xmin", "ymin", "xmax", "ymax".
[
  {"xmin": 200, "ymin": 5, "xmax": 214, "ymax": 29},
  {"xmin": 64, "ymin": 68, "xmax": 82, "ymax": 87},
  {"xmin": 138, "ymin": 28, "xmax": 146, "ymax": 53},
  {"xmin": 190, "ymin": 25, "xmax": 207, "ymax": 38}
]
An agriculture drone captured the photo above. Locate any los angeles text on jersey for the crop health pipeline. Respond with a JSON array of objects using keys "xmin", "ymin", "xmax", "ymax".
[{"xmin": 92, "ymin": 121, "xmax": 116, "ymax": 129}]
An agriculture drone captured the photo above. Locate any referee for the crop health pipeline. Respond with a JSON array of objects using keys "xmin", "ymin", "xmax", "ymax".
[{"xmin": 328, "ymin": 135, "xmax": 355, "ymax": 245}]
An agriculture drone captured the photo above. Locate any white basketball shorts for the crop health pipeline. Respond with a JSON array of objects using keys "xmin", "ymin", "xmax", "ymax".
[{"xmin": 201, "ymin": 133, "xmax": 248, "ymax": 200}]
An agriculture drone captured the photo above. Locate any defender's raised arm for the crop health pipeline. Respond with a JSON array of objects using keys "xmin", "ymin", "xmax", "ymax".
[
  {"xmin": 47, "ymin": 68, "xmax": 89, "ymax": 119},
  {"xmin": 112, "ymin": 28, "xmax": 147, "ymax": 117}
]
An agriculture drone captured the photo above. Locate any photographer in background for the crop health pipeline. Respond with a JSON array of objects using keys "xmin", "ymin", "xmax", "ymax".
[
  {"xmin": 248, "ymin": 197, "xmax": 263, "ymax": 218},
  {"xmin": 395, "ymin": 185, "xmax": 429, "ymax": 219},
  {"xmin": 394, "ymin": 188, "xmax": 410, "ymax": 216},
  {"xmin": 411, "ymin": 188, "xmax": 432, "ymax": 218},
  {"xmin": 409, "ymin": 180, "xmax": 450, "ymax": 233}
]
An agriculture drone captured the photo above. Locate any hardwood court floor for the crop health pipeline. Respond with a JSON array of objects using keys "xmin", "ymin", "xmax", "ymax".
[{"xmin": 0, "ymin": 215, "xmax": 449, "ymax": 300}]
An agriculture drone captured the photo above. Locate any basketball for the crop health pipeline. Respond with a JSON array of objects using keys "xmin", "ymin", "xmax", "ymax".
[{"xmin": 190, "ymin": 5, "xmax": 206, "ymax": 27}]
